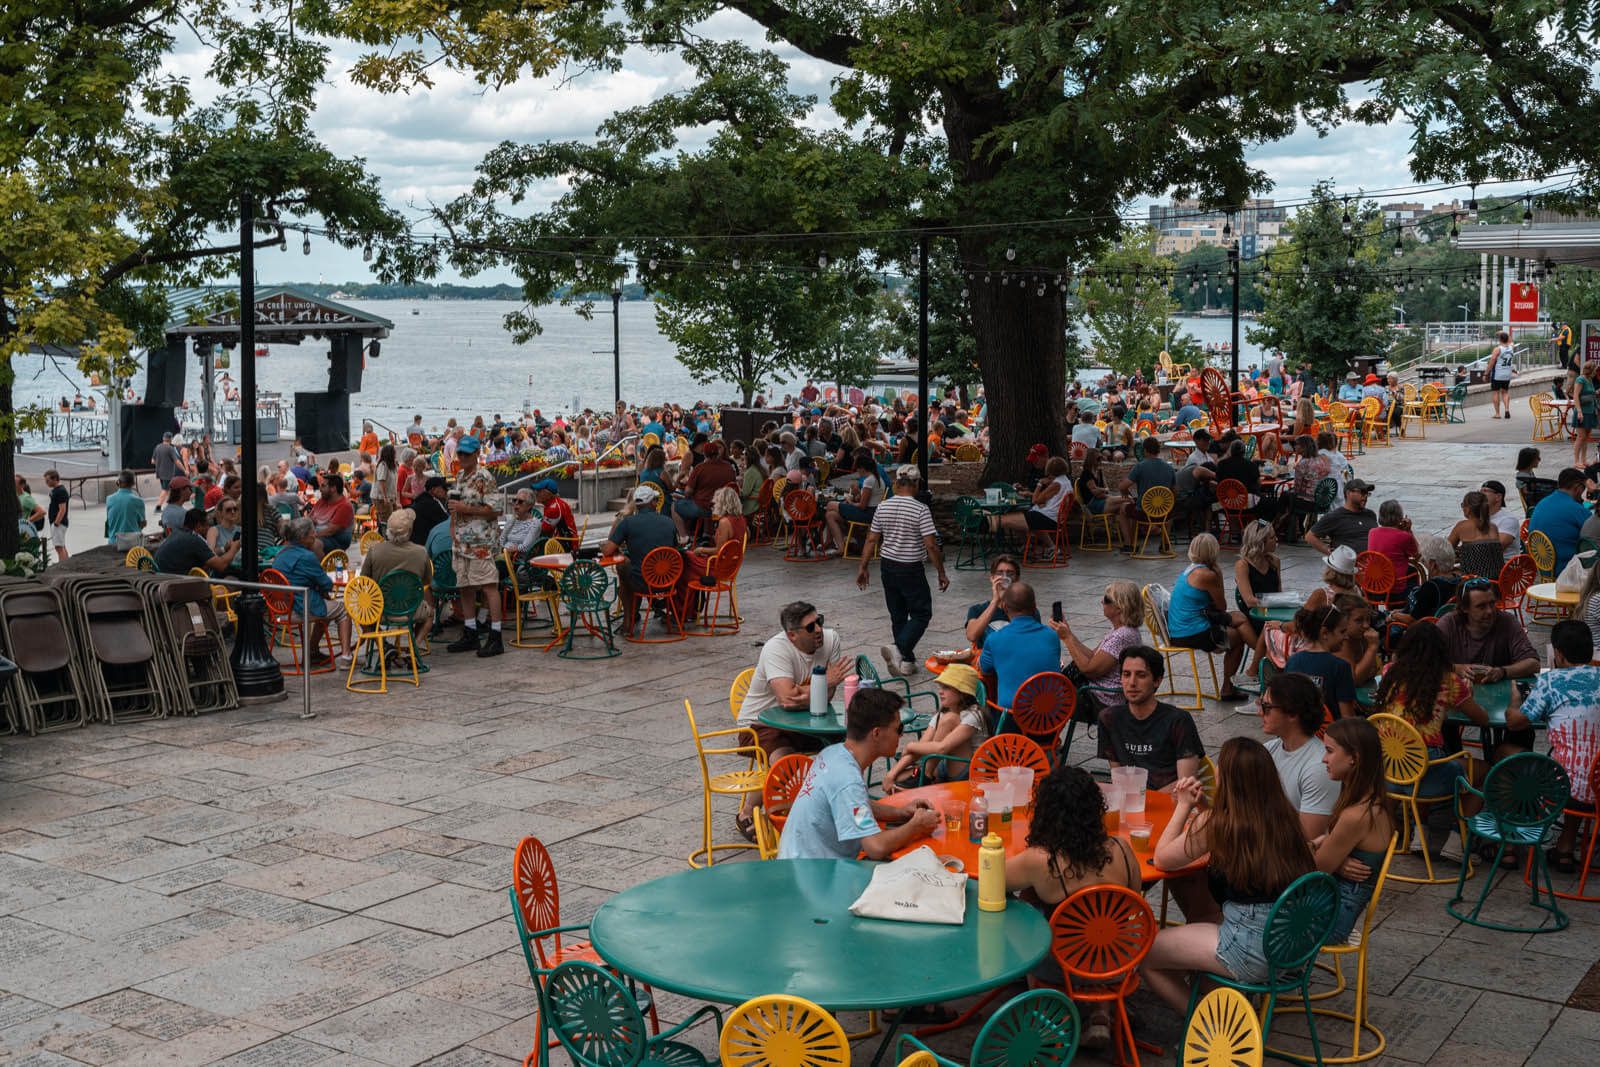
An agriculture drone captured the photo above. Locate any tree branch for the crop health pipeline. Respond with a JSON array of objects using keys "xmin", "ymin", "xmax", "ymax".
[
  {"xmin": 98, "ymin": 230, "xmax": 284, "ymax": 287},
  {"xmin": 718, "ymin": 0, "xmax": 862, "ymax": 68}
]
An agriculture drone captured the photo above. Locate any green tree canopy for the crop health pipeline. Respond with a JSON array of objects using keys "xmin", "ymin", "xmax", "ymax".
[{"xmin": 1077, "ymin": 231, "xmax": 1176, "ymax": 378}]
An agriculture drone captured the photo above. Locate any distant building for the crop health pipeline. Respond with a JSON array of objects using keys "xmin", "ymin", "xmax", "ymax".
[{"xmin": 1149, "ymin": 198, "xmax": 1287, "ymax": 258}]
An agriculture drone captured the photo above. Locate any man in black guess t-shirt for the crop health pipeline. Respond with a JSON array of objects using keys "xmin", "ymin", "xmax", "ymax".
[{"xmin": 1096, "ymin": 645, "xmax": 1205, "ymax": 790}]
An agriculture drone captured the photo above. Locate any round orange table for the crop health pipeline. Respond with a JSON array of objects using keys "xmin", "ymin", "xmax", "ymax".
[
  {"xmin": 880, "ymin": 780, "xmax": 1205, "ymax": 883},
  {"xmin": 923, "ymin": 648, "xmax": 976, "ymax": 675}
]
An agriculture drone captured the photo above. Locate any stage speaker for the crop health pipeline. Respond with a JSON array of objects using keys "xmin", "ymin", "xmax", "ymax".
[
  {"xmin": 327, "ymin": 335, "xmax": 365, "ymax": 393},
  {"xmin": 295, "ymin": 391, "xmax": 350, "ymax": 453},
  {"xmin": 718, "ymin": 406, "xmax": 775, "ymax": 446},
  {"xmin": 144, "ymin": 339, "xmax": 187, "ymax": 406},
  {"xmin": 121, "ymin": 405, "xmax": 176, "ymax": 467}
]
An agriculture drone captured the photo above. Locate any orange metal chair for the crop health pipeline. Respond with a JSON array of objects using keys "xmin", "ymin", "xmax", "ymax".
[
  {"xmin": 1354, "ymin": 551, "xmax": 1402, "ymax": 609},
  {"xmin": 992, "ymin": 671, "xmax": 1076, "ymax": 765},
  {"xmin": 1022, "ymin": 489, "xmax": 1073, "ymax": 568},
  {"xmin": 969, "ymin": 734, "xmax": 1052, "ymax": 783},
  {"xmin": 748, "ymin": 477, "xmax": 779, "ymax": 545},
  {"xmin": 510, "ymin": 836, "xmax": 658, "ymax": 1064},
  {"xmin": 1047, "ymin": 885, "xmax": 1162, "ymax": 1067},
  {"xmin": 624, "ymin": 546, "xmax": 686, "ymax": 643},
  {"xmin": 782, "ymin": 489, "xmax": 824, "ymax": 561},
  {"xmin": 260, "ymin": 567, "xmax": 337, "ymax": 675},
  {"xmin": 762, "ymin": 753, "xmax": 814, "ymax": 831},
  {"xmin": 1496, "ymin": 554, "xmax": 1538, "ymax": 625},
  {"xmin": 1215, "ymin": 478, "xmax": 1253, "ymax": 549},
  {"xmin": 691, "ymin": 540, "xmax": 744, "ymax": 636}
]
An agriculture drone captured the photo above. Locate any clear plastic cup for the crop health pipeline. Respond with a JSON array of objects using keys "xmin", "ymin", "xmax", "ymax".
[
  {"xmin": 1098, "ymin": 781, "xmax": 1121, "ymax": 831},
  {"xmin": 1128, "ymin": 820, "xmax": 1154, "ymax": 852},
  {"xmin": 944, "ymin": 800, "xmax": 967, "ymax": 836},
  {"xmin": 1012, "ymin": 767, "xmax": 1036, "ymax": 813}
]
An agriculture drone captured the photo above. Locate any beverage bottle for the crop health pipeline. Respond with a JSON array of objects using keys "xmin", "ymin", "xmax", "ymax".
[
  {"xmin": 978, "ymin": 832, "xmax": 1007, "ymax": 912},
  {"xmin": 841, "ymin": 674, "xmax": 859, "ymax": 709},
  {"xmin": 335, "ymin": 559, "xmax": 345, "ymax": 584},
  {"xmin": 969, "ymin": 791, "xmax": 989, "ymax": 843},
  {"xmin": 808, "ymin": 665, "xmax": 829, "ymax": 716}
]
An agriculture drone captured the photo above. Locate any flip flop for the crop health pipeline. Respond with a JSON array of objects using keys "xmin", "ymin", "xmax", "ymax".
[{"xmin": 733, "ymin": 812, "xmax": 757, "ymax": 843}]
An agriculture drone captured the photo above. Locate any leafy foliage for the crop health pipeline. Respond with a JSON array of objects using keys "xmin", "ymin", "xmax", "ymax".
[{"xmin": 1077, "ymin": 231, "xmax": 1177, "ymax": 378}]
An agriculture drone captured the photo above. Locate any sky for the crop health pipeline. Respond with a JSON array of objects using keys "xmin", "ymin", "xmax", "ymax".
[{"xmin": 212, "ymin": 11, "xmax": 1485, "ymax": 288}]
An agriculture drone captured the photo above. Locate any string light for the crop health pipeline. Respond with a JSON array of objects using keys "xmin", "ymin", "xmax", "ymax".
[
  {"xmin": 1341, "ymin": 198, "xmax": 1352, "ymax": 235},
  {"xmin": 1392, "ymin": 234, "xmax": 1403, "ymax": 258},
  {"xmin": 1522, "ymin": 197, "xmax": 1534, "ymax": 228},
  {"xmin": 1005, "ymin": 244, "xmax": 1017, "ymax": 261},
  {"xmin": 302, "ymin": 233, "xmax": 311, "ymax": 255},
  {"xmin": 1449, "ymin": 214, "xmax": 1460, "ymax": 247}
]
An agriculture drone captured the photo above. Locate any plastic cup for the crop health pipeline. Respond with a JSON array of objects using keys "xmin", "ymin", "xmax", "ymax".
[
  {"xmin": 1098, "ymin": 781, "xmax": 1121, "ymax": 831},
  {"xmin": 944, "ymin": 800, "xmax": 967, "ymax": 836},
  {"xmin": 1012, "ymin": 768, "xmax": 1035, "ymax": 811},
  {"xmin": 1128, "ymin": 820, "xmax": 1154, "ymax": 852}
]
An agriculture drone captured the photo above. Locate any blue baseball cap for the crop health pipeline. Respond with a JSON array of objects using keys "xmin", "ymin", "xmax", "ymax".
[
  {"xmin": 531, "ymin": 478, "xmax": 559, "ymax": 493},
  {"xmin": 456, "ymin": 435, "xmax": 481, "ymax": 454}
]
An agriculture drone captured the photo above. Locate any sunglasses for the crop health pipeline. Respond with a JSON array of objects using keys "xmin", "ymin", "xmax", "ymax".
[
  {"xmin": 1102, "ymin": 596, "xmax": 1113, "ymax": 604},
  {"xmin": 802, "ymin": 615, "xmax": 825, "ymax": 632}
]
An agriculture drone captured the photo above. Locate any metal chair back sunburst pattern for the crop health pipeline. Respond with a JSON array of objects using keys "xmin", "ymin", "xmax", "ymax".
[
  {"xmin": 997, "ymin": 671, "xmax": 1075, "ymax": 763},
  {"xmin": 719, "ymin": 994, "xmax": 847, "ymax": 1067},
  {"xmin": 762, "ymin": 753, "xmax": 814, "ymax": 830},
  {"xmin": 1183, "ymin": 988, "xmax": 1263, "ymax": 1067},
  {"xmin": 1048, "ymin": 886, "xmax": 1158, "ymax": 1066},
  {"xmin": 969, "ymin": 734, "xmax": 1051, "ymax": 783}
]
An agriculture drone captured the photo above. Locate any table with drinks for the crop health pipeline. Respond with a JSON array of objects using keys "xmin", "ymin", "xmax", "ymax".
[
  {"xmin": 976, "ymin": 487, "xmax": 1027, "ymax": 515},
  {"xmin": 882, "ymin": 765, "xmax": 1205, "ymax": 883}
]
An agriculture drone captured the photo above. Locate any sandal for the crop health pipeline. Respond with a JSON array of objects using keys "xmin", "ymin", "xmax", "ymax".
[
  {"xmin": 733, "ymin": 812, "xmax": 757, "ymax": 843},
  {"xmin": 1547, "ymin": 847, "xmax": 1577, "ymax": 874}
]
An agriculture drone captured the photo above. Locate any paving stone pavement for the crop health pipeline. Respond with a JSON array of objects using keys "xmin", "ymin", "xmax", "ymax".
[{"xmin": 4, "ymin": 418, "xmax": 1600, "ymax": 1065}]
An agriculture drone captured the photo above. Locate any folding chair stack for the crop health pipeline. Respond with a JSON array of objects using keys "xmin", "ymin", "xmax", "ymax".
[
  {"xmin": 143, "ymin": 574, "xmax": 239, "ymax": 715},
  {"xmin": 44, "ymin": 571, "xmax": 173, "ymax": 723},
  {"xmin": 0, "ymin": 580, "xmax": 93, "ymax": 733}
]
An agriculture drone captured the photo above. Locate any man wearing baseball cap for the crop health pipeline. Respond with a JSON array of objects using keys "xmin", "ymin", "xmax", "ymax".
[
  {"xmin": 601, "ymin": 484, "xmax": 681, "ymax": 633},
  {"xmin": 159, "ymin": 476, "xmax": 192, "ymax": 536},
  {"xmin": 530, "ymin": 478, "xmax": 576, "ymax": 542},
  {"xmin": 1305, "ymin": 478, "xmax": 1378, "ymax": 555},
  {"xmin": 445, "ymin": 433, "xmax": 505, "ymax": 657},
  {"xmin": 1478, "ymin": 480, "xmax": 1522, "ymax": 553}
]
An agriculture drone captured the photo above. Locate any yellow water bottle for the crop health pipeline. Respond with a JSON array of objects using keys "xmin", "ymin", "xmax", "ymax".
[{"xmin": 978, "ymin": 832, "xmax": 1006, "ymax": 912}]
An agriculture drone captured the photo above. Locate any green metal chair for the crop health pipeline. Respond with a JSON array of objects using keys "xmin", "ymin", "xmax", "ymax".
[
  {"xmin": 1446, "ymin": 382, "xmax": 1468, "ymax": 422},
  {"xmin": 1449, "ymin": 752, "xmax": 1571, "ymax": 933},
  {"xmin": 362, "ymin": 571, "xmax": 428, "ymax": 675},
  {"xmin": 952, "ymin": 496, "xmax": 990, "ymax": 571},
  {"xmin": 541, "ymin": 961, "xmax": 719, "ymax": 1067},
  {"xmin": 896, "ymin": 989, "xmax": 1079, "ymax": 1066},
  {"xmin": 1287, "ymin": 477, "xmax": 1337, "ymax": 543},
  {"xmin": 855, "ymin": 653, "xmax": 939, "ymax": 722},
  {"xmin": 429, "ymin": 549, "xmax": 458, "ymax": 627},
  {"xmin": 558, "ymin": 560, "xmax": 619, "ymax": 659},
  {"xmin": 1182, "ymin": 871, "xmax": 1338, "ymax": 1066}
]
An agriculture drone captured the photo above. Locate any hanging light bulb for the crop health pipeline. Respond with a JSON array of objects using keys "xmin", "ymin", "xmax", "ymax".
[
  {"xmin": 1393, "ymin": 234, "xmax": 1403, "ymax": 258},
  {"xmin": 1449, "ymin": 214, "xmax": 1460, "ymax": 247},
  {"xmin": 1461, "ymin": 274, "xmax": 1471, "ymax": 290},
  {"xmin": 732, "ymin": 255, "xmax": 741, "ymax": 271},
  {"xmin": 1113, "ymin": 234, "xmax": 1123, "ymax": 253},
  {"xmin": 1035, "ymin": 283, "xmax": 1046, "ymax": 297},
  {"xmin": 818, "ymin": 252, "xmax": 829, "ymax": 270},
  {"xmin": 800, "ymin": 283, "xmax": 808, "ymax": 295},
  {"xmin": 362, "ymin": 241, "xmax": 372, "ymax": 263},
  {"xmin": 1467, "ymin": 184, "xmax": 1478, "ymax": 212},
  {"xmin": 960, "ymin": 289, "xmax": 969, "ymax": 300},
  {"xmin": 648, "ymin": 257, "xmax": 659, "ymax": 271},
  {"xmin": 1001, "ymin": 274, "xmax": 1010, "ymax": 286},
  {"xmin": 302, "ymin": 232, "xmax": 311, "ymax": 255},
  {"xmin": 1301, "ymin": 261, "xmax": 1310, "ymax": 277},
  {"xmin": 1332, "ymin": 279, "xmax": 1342, "ymax": 294},
  {"xmin": 1189, "ymin": 280, "xmax": 1198, "ymax": 294},
  {"xmin": 983, "ymin": 273, "xmax": 991, "ymax": 284},
  {"xmin": 1522, "ymin": 197, "xmax": 1534, "ymax": 229},
  {"xmin": 1005, "ymin": 244, "xmax": 1017, "ymax": 261},
  {"xmin": 1223, "ymin": 213, "xmax": 1232, "ymax": 238},
  {"xmin": 1439, "ymin": 278, "xmax": 1448, "ymax": 292},
  {"xmin": 575, "ymin": 256, "xmax": 584, "ymax": 271},
  {"xmin": 1346, "ymin": 242, "xmax": 1356, "ymax": 269},
  {"xmin": 1341, "ymin": 197, "xmax": 1352, "ymax": 235}
]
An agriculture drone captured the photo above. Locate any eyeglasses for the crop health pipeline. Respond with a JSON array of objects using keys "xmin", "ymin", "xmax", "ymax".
[
  {"xmin": 1257, "ymin": 699, "xmax": 1282, "ymax": 713},
  {"xmin": 802, "ymin": 615, "xmax": 825, "ymax": 632}
]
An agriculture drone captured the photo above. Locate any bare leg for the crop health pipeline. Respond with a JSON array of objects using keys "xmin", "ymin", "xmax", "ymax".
[{"xmin": 1141, "ymin": 922, "xmax": 1225, "ymax": 1015}]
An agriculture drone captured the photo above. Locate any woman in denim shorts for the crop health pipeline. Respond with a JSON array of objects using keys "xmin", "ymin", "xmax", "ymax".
[{"xmin": 1141, "ymin": 737, "xmax": 1318, "ymax": 1012}]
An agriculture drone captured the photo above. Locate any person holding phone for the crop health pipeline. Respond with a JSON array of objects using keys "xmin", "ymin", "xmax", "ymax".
[
  {"xmin": 963, "ymin": 555, "xmax": 1024, "ymax": 650},
  {"xmin": 978, "ymin": 581, "xmax": 1063, "ymax": 710}
]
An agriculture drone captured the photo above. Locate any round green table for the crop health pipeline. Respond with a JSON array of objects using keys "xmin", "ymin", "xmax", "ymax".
[
  {"xmin": 1248, "ymin": 604, "xmax": 1300, "ymax": 623},
  {"xmin": 758, "ymin": 703, "xmax": 913, "ymax": 737},
  {"xmin": 588, "ymin": 859, "xmax": 1050, "ymax": 1013}
]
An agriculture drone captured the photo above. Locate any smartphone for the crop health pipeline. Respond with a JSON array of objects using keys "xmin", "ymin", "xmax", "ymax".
[{"xmin": 1051, "ymin": 601, "xmax": 1063, "ymax": 623}]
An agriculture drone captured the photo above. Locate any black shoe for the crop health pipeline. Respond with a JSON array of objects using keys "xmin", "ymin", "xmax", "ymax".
[
  {"xmin": 476, "ymin": 630, "xmax": 504, "ymax": 657},
  {"xmin": 446, "ymin": 629, "xmax": 480, "ymax": 653}
]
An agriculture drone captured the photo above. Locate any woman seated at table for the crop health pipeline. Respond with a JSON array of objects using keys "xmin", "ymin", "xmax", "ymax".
[
  {"xmin": 999, "ymin": 456, "xmax": 1073, "ymax": 560},
  {"xmin": 688, "ymin": 487, "xmax": 746, "ymax": 561},
  {"xmin": 823, "ymin": 447, "xmax": 881, "ymax": 555},
  {"xmin": 1314, "ymin": 718, "xmax": 1395, "ymax": 945},
  {"xmin": 1331, "ymin": 592, "xmax": 1382, "ymax": 687},
  {"xmin": 1075, "ymin": 450, "xmax": 1130, "ymax": 536},
  {"xmin": 1006, "ymin": 763, "xmax": 1141, "ymax": 1045},
  {"xmin": 1287, "ymin": 433, "xmax": 1331, "ymax": 510},
  {"xmin": 1368, "ymin": 499, "xmax": 1420, "ymax": 584},
  {"xmin": 1374, "ymin": 620, "xmax": 1490, "ymax": 824},
  {"xmin": 881, "ymin": 664, "xmax": 987, "ymax": 791},
  {"xmin": 1448, "ymin": 490, "xmax": 1506, "ymax": 579},
  {"xmin": 1283, "ymin": 603, "xmax": 1358, "ymax": 719},
  {"xmin": 1233, "ymin": 521, "xmax": 1281, "ymax": 643},
  {"xmin": 638, "ymin": 446, "xmax": 676, "ymax": 496},
  {"xmin": 207, "ymin": 497, "xmax": 242, "ymax": 556},
  {"xmin": 1049, "ymin": 580, "xmax": 1144, "ymax": 711},
  {"xmin": 1305, "ymin": 544, "xmax": 1359, "ymax": 612},
  {"xmin": 1256, "ymin": 431, "xmax": 1284, "ymax": 468},
  {"xmin": 1167, "ymin": 534, "xmax": 1250, "ymax": 701},
  {"xmin": 1142, "ymin": 737, "xmax": 1316, "ymax": 1013}
]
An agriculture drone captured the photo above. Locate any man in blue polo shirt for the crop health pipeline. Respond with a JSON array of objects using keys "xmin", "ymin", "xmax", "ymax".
[
  {"xmin": 979, "ymin": 581, "xmax": 1062, "ymax": 709},
  {"xmin": 1530, "ymin": 466, "xmax": 1592, "ymax": 573}
]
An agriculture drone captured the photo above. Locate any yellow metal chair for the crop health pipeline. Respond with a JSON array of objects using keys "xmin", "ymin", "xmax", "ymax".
[
  {"xmin": 1422, "ymin": 382, "xmax": 1447, "ymax": 423},
  {"xmin": 504, "ymin": 549, "xmax": 563, "ymax": 649},
  {"xmin": 1141, "ymin": 584, "xmax": 1218, "ymax": 710},
  {"xmin": 730, "ymin": 667, "xmax": 754, "ymax": 723},
  {"xmin": 954, "ymin": 443, "xmax": 983, "ymax": 463},
  {"xmin": 358, "ymin": 529, "xmax": 383, "ymax": 555},
  {"xmin": 1359, "ymin": 396, "xmax": 1388, "ymax": 448},
  {"xmin": 1197, "ymin": 753, "xmax": 1218, "ymax": 804},
  {"xmin": 320, "ymin": 548, "xmax": 350, "ymax": 573},
  {"xmin": 124, "ymin": 546, "xmax": 154, "ymax": 570},
  {"xmin": 719, "ymin": 994, "xmax": 849, "ymax": 1067},
  {"xmin": 843, "ymin": 485, "xmax": 890, "ymax": 561},
  {"xmin": 685, "ymin": 699, "xmax": 768, "ymax": 867},
  {"xmin": 814, "ymin": 457, "xmax": 831, "ymax": 485},
  {"xmin": 1326, "ymin": 401, "xmax": 1361, "ymax": 458},
  {"xmin": 1371, "ymin": 714, "xmax": 1473, "ymax": 885},
  {"xmin": 1075, "ymin": 496, "xmax": 1118, "ymax": 551},
  {"xmin": 1399, "ymin": 383, "xmax": 1428, "ymax": 438},
  {"xmin": 1531, "ymin": 393, "xmax": 1563, "ymax": 442},
  {"xmin": 188, "ymin": 568, "xmax": 239, "ymax": 626},
  {"xmin": 1130, "ymin": 485, "xmax": 1175, "ymax": 559},
  {"xmin": 1277, "ymin": 836, "xmax": 1398, "ymax": 1063},
  {"xmin": 1183, "ymin": 987, "xmax": 1263, "ymax": 1067},
  {"xmin": 752, "ymin": 805, "xmax": 780, "ymax": 860},
  {"xmin": 343, "ymin": 575, "xmax": 420, "ymax": 694}
]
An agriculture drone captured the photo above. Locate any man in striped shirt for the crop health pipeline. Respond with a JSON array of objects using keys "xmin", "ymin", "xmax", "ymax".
[{"xmin": 856, "ymin": 465, "xmax": 949, "ymax": 676}]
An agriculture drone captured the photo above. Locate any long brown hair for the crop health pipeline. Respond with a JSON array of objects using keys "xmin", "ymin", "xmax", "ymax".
[
  {"xmin": 1324, "ymin": 718, "xmax": 1394, "ymax": 833},
  {"xmin": 1193, "ymin": 737, "xmax": 1314, "ymax": 895}
]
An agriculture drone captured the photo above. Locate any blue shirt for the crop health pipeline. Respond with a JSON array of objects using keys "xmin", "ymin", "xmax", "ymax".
[
  {"xmin": 641, "ymin": 421, "xmax": 667, "ymax": 441},
  {"xmin": 777, "ymin": 743, "xmax": 877, "ymax": 860},
  {"xmin": 272, "ymin": 543, "xmax": 333, "ymax": 617},
  {"xmin": 1338, "ymin": 384, "xmax": 1364, "ymax": 402},
  {"xmin": 425, "ymin": 522, "xmax": 453, "ymax": 560},
  {"xmin": 104, "ymin": 488, "xmax": 146, "ymax": 543},
  {"xmin": 979, "ymin": 615, "xmax": 1062, "ymax": 708},
  {"xmin": 1530, "ymin": 490, "xmax": 1591, "ymax": 572},
  {"xmin": 1168, "ymin": 565, "xmax": 1214, "ymax": 640},
  {"xmin": 1516, "ymin": 665, "xmax": 1600, "ymax": 734},
  {"xmin": 1175, "ymin": 404, "xmax": 1204, "ymax": 427},
  {"xmin": 1284, "ymin": 649, "xmax": 1357, "ymax": 711}
]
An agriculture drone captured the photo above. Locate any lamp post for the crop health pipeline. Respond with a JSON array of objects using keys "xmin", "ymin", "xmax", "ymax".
[
  {"xmin": 1392, "ymin": 305, "xmax": 1406, "ymax": 326},
  {"xmin": 1228, "ymin": 242, "xmax": 1240, "ymax": 392},
  {"xmin": 611, "ymin": 276, "xmax": 622, "ymax": 414},
  {"xmin": 1457, "ymin": 304, "xmax": 1471, "ymax": 323},
  {"xmin": 230, "ymin": 192, "xmax": 285, "ymax": 703}
]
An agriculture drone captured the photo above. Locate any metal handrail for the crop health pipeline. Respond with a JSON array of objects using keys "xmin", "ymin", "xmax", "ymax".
[
  {"xmin": 206, "ymin": 575, "xmax": 318, "ymax": 720},
  {"xmin": 496, "ymin": 434, "xmax": 640, "ymax": 513}
]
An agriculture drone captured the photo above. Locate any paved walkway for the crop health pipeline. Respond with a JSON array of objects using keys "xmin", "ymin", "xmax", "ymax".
[{"xmin": 3, "ymin": 424, "xmax": 1598, "ymax": 1065}]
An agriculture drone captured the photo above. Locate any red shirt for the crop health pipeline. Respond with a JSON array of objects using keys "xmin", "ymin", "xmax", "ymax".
[
  {"xmin": 1367, "ymin": 525, "xmax": 1418, "ymax": 577},
  {"xmin": 540, "ymin": 496, "xmax": 576, "ymax": 538},
  {"xmin": 311, "ymin": 494, "xmax": 355, "ymax": 536},
  {"xmin": 204, "ymin": 485, "xmax": 223, "ymax": 510},
  {"xmin": 686, "ymin": 457, "xmax": 737, "ymax": 511}
]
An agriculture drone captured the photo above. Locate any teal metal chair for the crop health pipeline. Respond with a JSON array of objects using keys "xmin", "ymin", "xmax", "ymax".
[
  {"xmin": 361, "ymin": 571, "xmax": 429, "ymax": 675},
  {"xmin": 952, "ymin": 495, "xmax": 990, "ymax": 571},
  {"xmin": 541, "ymin": 961, "xmax": 719, "ymax": 1067},
  {"xmin": 896, "ymin": 988, "xmax": 1079, "ymax": 1066},
  {"xmin": 1446, "ymin": 382, "xmax": 1468, "ymax": 422},
  {"xmin": 1449, "ymin": 752, "xmax": 1571, "ymax": 933},
  {"xmin": 1286, "ymin": 476, "xmax": 1338, "ymax": 543},
  {"xmin": 428, "ymin": 549, "xmax": 458, "ymax": 630},
  {"xmin": 557, "ymin": 560, "xmax": 619, "ymax": 659},
  {"xmin": 1182, "ymin": 871, "xmax": 1338, "ymax": 1066},
  {"xmin": 855, "ymin": 653, "xmax": 939, "ymax": 721}
]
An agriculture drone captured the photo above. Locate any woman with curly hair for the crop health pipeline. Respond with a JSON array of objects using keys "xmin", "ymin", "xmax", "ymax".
[
  {"xmin": 1142, "ymin": 737, "xmax": 1315, "ymax": 1013},
  {"xmin": 1006, "ymin": 764, "xmax": 1139, "ymax": 1047}
]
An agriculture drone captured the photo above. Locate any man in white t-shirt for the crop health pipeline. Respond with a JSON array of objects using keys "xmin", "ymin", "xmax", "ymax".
[
  {"xmin": 1259, "ymin": 674, "xmax": 1339, "ymax": 838},
  {"xmin": 735, "ymin": 601, "xmax": 851, "ymax": 831},
  {"xmin": 1479, "ymin": 479, "xmax": 1522, "ymax": 554}
]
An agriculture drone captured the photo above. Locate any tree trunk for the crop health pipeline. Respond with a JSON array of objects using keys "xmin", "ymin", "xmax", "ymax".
[
  {"xmin": 740, "ymin": 349, "xmax": 754, "ymax": 406},
  {"xmin": 0, "ymin": 374, "xmax": 18, "ymax": 558}
]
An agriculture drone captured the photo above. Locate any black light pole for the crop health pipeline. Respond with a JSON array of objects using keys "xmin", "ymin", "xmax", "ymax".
[
  {"xmin": 230, "ymin": 192, "xmax": 285, "ymax": 702},
  {"xmin": 612, "ymin": 277, "xmax": 622, "ymax": 414},
  {"xmin": 917, "ymin": 233, "xmax": 930, "ymax": 494},
  {"xmin": 1229, "ymin": 242, "xmax": 1241, "ymax": 394}
]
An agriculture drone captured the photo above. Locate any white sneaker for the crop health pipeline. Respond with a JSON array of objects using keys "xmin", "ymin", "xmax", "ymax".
[
  {"xmin": 901, "ymin": 658, "xmax": 920, "ymax": 676},
  {"xmin": 335, "ymin": 652, "xmax": 353, "ymax": 667},
  {"xmin": 881, "ymin": 645, "xmax": 906, "ymax": 677}
]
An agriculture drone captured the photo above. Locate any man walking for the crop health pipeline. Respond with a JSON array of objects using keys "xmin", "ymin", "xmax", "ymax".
[
  {"xmin": 1488, "ymin": 330, "xmax": 1516, "ymax": 419},
  {"xmin": 856, "ymin": 465, "xmax": 948, "ymax": 676},
  {"xmin": 151, "ymin": 432, "xmax": 180, "ymax": 507},
  {"xmin": 43, "ymin": 469, "xmax": 69, "ymax": 560}
]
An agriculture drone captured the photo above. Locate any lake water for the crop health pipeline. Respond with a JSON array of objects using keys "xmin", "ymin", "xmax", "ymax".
[{"xmin": 15, "ymin": 300, "xmax": 1265, "ymax": 438}]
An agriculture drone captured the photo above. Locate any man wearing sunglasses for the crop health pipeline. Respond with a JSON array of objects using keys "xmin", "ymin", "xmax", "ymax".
[{"xmin": 1305, "ymin": 478, "xmax": 1377, "ymax": 556}]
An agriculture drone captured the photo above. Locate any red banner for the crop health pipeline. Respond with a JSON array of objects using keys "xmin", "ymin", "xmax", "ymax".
[{"xmin": 1508, "ymin": 282, "xmax": 1540, "ymax": 324}]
